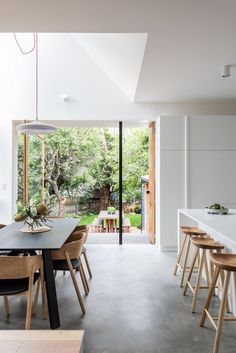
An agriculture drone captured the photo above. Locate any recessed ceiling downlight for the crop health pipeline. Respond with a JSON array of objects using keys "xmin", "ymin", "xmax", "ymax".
[{"xmin": 221, "ymin": 65, "xmax": 231, "ymax": 78}]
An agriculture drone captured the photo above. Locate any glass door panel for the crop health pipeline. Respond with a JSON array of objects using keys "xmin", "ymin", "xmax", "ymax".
[{"xmin": 122, "ymin": 122, "xmax": 150, "ymax": 244}]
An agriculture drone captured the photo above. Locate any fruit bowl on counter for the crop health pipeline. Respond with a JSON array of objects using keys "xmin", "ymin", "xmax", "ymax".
[{"xmin": 205, "ymin": 203, "xmax": 229, "ymax": 215}]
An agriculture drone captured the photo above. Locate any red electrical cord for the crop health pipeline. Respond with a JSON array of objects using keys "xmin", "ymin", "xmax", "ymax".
[{"xmin": 14, "ymin": 33, "xmax": 39, "ymax": 121}]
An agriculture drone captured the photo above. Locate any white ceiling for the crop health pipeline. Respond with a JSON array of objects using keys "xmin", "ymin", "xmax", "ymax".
[
  {"xmin": 71, "ymin": 33, "xmax": 147, "ymax": 101},
  {"xmin": 1, "ymin": 0, "xmax": 236, "ymax": 102}
]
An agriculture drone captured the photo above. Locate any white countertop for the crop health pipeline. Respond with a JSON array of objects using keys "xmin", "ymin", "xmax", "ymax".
[{"xmin": 179, "ymin": 209, "xmax": 236, "ymax": 245}]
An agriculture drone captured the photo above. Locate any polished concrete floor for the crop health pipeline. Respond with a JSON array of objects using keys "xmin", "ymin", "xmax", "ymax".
[
  {"xmin": 0, "ymin": 245, "xmax": 235, "ymax": 353},
  {"xmin": 87, "ymin": 232, "xmax": 149, "ymax": 244}
]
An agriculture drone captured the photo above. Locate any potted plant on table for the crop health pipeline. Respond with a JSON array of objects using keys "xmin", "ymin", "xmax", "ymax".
[
  {"xmin": 107, "ymin": 206, "xmax": 116, "ymax": 215},
  {"xmin": 14, "ymin": 200, "xmax": 53, "ymax": 233},
  {"xmin": 205, "ymin": 203, "xmax": 229, "ymax": 215}
]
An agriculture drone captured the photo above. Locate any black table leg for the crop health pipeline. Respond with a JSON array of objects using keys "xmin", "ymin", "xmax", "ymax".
[{"xmin": 42, "ymin": 249, "xmax": 60, "ymax": 329}]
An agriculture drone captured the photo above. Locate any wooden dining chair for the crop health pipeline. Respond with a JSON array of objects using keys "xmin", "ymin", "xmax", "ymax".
[
  {"xmin": 0, "ymin": 255, "xmax": 44, "ymax": 329},
  {"xmin": 69, "ymin": 225, "xmax": 92, "ymax": 280},
  {"xmin": 51, "ymin": 233, "xmax": 86, "ymax": 314},
  {"xmin": 57, "ymin": 228, "xmax": 90, "ymax": 293},
  {"xmin": 0, "ymin": 225, "xmax": 10, "ymax": 257}
]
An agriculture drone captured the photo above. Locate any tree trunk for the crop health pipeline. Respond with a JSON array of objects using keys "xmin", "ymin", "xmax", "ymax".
[
  {"xmin": 100, "ymin": 184, "xmax": 110, "ymax": 210},
  {"xmin": 45, "ymin": 178, "xmax": 64, "ymax": 216}
]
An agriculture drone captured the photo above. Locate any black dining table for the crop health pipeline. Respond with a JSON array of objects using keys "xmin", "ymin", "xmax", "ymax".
[{"xmin": 0, "ymin": 218, "xmax": 78, "ymax": 329}]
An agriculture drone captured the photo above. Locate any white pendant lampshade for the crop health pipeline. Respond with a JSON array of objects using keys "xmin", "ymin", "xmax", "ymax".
[
  {"xmin": 16, "ymin": 120, "xmax": 57, "ymax": 135},
  {"xmin": 15, "ymin": 33, "xmax": 56, "ymax": 135}
]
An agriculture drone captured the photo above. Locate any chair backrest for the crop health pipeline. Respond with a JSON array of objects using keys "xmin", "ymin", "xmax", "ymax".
[
  {"xmin": 74, "ymin": 225, "xmax": 87, "ymax": 231},
  {"xmin": 52, "ymin": 232, "xmax": 85, "ymax": 260},
  {"xmin": 0, "ymin": 255, "xmax": 42, "ymax": 279},
  {"xmin": 68, "ymin": 225, "xmax": 89, "ymax": 243}
]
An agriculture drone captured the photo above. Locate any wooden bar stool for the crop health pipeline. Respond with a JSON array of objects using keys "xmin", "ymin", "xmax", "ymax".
[
  {"xmin": 173, "ymin": 226, "xmax": 207, "ymax": 287},
  {"xmin": 200, "ymin": 253, "xmax": 236, "ymax": 353},
  {"xmin": 183, "ymin": 237, "xmax": 224, "ymax": 313}
]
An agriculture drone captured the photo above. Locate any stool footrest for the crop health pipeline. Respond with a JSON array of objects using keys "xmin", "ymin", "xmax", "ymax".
[
  {"xmin": 212, "ymin": 316, "xmax": 236, "ymax": 321},
  {"xmin": 176, "ymin": 263, "xmax": 199, "ymax": 273},
  {"xmin": 186, "ymin": 281, "xmax": 211, "ymax": 294},
  {"xmin": 205, "ymin": 309, "xmax": 217, "ymax": 330},
  {"xmin": 205, "ymin": 308, "xmax": 236, "ymax": 332}
]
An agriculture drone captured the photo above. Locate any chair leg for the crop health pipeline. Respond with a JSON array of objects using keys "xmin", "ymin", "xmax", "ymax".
[
  {"xmin": 200, "ymin": 266, "xmax": 221, "ymax": 327},
  {"xmin": 25, "ymin": 273, "xmax": 34, "ymax": 330},
  {"xmin": 65, "ymin": 252, "xmax": 85, "ymax": 314},
  {"xmin": 83, "ymin": 252, "xmax": 92, "ymax": 279},
  {"xmin": 180, "ymin": 235, "xmax": 191, "ymax": 287},
  {"xmin": 183, "ymin": 247, "xmax": 199, "ymax": 296},
  {"xmin": 79, "ymin": 263, "xmax": 89, "ymax": 295},
  {"xmin": 173, "ymin": 233, "xmax": 187, "ymax": 275},
  {"xmin": 4, "ymin": 296, "xmax": 10, "ymax": 317},
  {"xmin": 213, "ymin": 271, "xmax": 231, "ymax": 353},
  {"xmin": 192, "ymin": 249, "xmax": 205, "ymax": 313},
  {"xmin": 32, "ymin": 280, "xmax": 40, "ymax": 316}
]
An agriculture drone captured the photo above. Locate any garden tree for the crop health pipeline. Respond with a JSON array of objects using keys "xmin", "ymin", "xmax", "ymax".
[
  {"xmin": 88, "ymin": 128, "xmax": 118, "ymax": 209},
  {"xmin": 44, "ymin": 128, "xmax": 101, "ymax": 215},
  {"xmin": 17, "ymin": 134, "xmax": 24, "ymax": 200},
  {"xmin": 17, "ymin": 127, "xmax": 149, "ymax": 215},
  {"xmin": 18, "ymin": 135, "xmax": 43, "ymax": 202},
  {"xmin": 122, "ymin": 128, "xmax": 149, "ymax": 203},
  {"xmin": 28, "ymin": 136, "xmax": 44, "ymax": 201},
  {"xmin": 43, "ymin": 127, "xmax": 119, "ymax": 213}
]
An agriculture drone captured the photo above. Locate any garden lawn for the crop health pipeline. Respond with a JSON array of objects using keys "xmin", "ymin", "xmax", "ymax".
[
  {"xmin": 78, "ymin": 213, "xmax": 141, "ymax": 228},
  {"xmin": 126, "ymin": 213, "xmax": 141, "ymax": 228},
  {"xmin": 79, "ymin": 214, "xmax": 97, "ymax": 225}
]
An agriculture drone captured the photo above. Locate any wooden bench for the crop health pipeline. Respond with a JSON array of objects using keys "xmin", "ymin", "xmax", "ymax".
[
  {"xmin": 0, "ymin": 330, "xmax": 84, "ymax": 353},
  {"xmin": 115, "ymin": 218, "xmax": 131, "ymax": 232},
  {"xmin": 123, "ymin": 217, "xmax": 131, "ymax": 232},
  {"xmin": 90, "ymin": 217, "xmax": 103, "ymax": 233}
]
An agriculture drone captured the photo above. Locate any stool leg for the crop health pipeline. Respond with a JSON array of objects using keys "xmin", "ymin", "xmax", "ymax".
[
  {"xmin": 183, "ymin": 247, "xmax": 199, "ymax": 296},
  {"xmin": 209, "ymin": 251, "xmax": 214, "ymax": 278},
  {"xmin": 200, "ymin": 266, "xmax": 221, "ymax": 327},
  {"xmin": 192, "ymin": 249, "xmax": 205, "ymax": 313},
  {"xmin": 213, "ymin": 271, "xmax": 231, "ymax": 353},
  {"xmin": 216, "ymin": 249, "xmax": 230, "ymax": 313},
  {"xmin": 180, "ymin": 235, "xmax": 191, "ymax": 287},
  {"xmin": 219, "ymin": 270, "xmax": 230, "ymax": 313},
  {"xmin": 204, "ymin": 252, "xmax": 210, "ymax": 287},
  {"xmin": 173, "ymin": 233, "xmax": 187, "ymax": 275}
]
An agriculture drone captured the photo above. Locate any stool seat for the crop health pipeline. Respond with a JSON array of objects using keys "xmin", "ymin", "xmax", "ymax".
[
  {"xmin": 184, "ymin": 236, "xmax": 224, "ymax": 313},
  {"xmin": 181, "ymin": 226, "xmax": 206, "ymax": 236},
  {"xmin": 190, "ymin": 237, "xmax": 224, "ymax": 250},
  {"xmin": 174, "ymin": 225, "xmax": 207, "ymax": 286},
  {"xmin": 210, "ymin": 253, "xmax": 236, "ymax": 271}
]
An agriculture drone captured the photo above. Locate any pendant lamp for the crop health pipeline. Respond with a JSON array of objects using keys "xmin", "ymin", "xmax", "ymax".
[{"xmin": 16, "ymin": 33, "xmax": 56, "ymax": 135}]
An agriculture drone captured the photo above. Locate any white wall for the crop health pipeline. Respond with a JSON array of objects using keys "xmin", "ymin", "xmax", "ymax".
[
  {"xmin": 0, "ymin": 120, "xmax": 16, "ymax": 224},
  {"xmin": 157, "ymin": 115, "xmax": 236, "ymax": 251}
]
